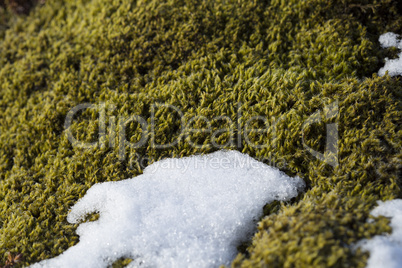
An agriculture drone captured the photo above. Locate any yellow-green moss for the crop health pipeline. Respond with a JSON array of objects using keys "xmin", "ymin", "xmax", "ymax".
[{"xmin": 0, "ymin": 0, "xmax": 401, "ymax": 267}]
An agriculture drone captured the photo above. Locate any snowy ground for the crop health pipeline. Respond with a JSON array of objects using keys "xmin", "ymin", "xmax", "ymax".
[
  {"xmin": 357, "ymin": 199, "xmax": 402, "ymax": 268},
  {"xmin": 30, "ymin": 150, "xmax": 305, "ymax": 268},
  {"xmin": 378, "ymin": 32, "xmax": 402, "ymax": 76}
]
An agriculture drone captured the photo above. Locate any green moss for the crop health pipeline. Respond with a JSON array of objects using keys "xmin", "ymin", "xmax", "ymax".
[
  {"xmin": 109, "ymin": 257, "xmax": 133, "ymax": 268},
  {"xmin": 0, "ymin": 0, "xmax": 401, "ymax": 267}
]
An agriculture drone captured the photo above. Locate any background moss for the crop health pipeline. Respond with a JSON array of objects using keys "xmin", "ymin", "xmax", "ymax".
[{"xmin": 0, "ymin": 0, "xmax": 401, "ymax": 267}]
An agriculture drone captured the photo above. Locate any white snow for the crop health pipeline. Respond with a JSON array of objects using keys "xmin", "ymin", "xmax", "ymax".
[
  {"xmin": 357, "ymin": 199, "xmax": 402, "ymax": 268},
  {"xmin": 378, "ymin": 32, "xmax": 402, "ymax": 76},
  {"xmin": 379, "ymin": 32, "xmax": 401, "ymax": 49},
  {"xmin": 30, "ymin": 150, "xmax": 305, "ymax": 268}
]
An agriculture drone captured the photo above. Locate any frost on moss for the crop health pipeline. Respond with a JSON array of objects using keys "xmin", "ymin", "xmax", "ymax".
[{"xmin": 0, "ymin": 0, "xmax": 401, "ymax": 267}]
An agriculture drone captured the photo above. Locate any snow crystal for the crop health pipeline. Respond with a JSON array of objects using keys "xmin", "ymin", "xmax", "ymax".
[
  {"xmin": 357, "ymin": 199, "xmax": 402, "ymax": 268},
  {"xmin": 378, "ymin": 32, "xmax": 402, "ymax": 76},
  {"xmin": 30, "ymin": 150, "xmax": 305, "ymax": 268}
]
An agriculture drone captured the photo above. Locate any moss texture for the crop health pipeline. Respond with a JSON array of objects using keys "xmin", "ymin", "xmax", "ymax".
[{"xmin": 0, "ymin": 0, "xmax": 401, "ymax": 267}]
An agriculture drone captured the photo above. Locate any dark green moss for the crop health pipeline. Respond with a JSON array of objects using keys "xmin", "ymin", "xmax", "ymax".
[{"xmin": 0, "ymin": 0, "xmax": 401, "ymax": 267}]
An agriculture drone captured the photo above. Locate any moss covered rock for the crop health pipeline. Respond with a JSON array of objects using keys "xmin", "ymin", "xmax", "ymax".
[{"xmin": 0, "ymin": 0, "xmax": 401, "ymax": 267}]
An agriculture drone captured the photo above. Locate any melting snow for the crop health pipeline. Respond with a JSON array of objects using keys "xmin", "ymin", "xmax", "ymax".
[
  {"xmin": 378, "ymin": 32, "xmax": 402, "ymax": 76},
  {"xmin": 357, "ymin": 199, "xmax": 402, "ymax": 268},
  {"xmin": 30, "ymin": 150, "xmax": 305, "ymax": 268}
]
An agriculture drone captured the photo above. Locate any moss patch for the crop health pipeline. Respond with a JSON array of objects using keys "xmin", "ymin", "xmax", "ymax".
[{"xmin": 0, "ymin": 0, "xmax": 401, "ymax": 267}]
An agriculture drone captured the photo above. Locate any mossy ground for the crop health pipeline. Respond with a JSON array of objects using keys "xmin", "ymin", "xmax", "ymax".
[{"xmin": 0, "ymin": 0, "xmax": 401, "ymax": 267}]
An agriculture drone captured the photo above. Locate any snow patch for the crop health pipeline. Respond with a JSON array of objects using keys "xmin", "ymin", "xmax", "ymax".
[
  {"xmin": 30, "ymin": 150, "xmax": 305, "ymax": 268},
  {"xmin": 378, "ymin": 32, "xmax": 402, "ymax": 76},
  {"xmin": 357, "ymin": 199, "xmax": 402, "ymax": 268}
]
